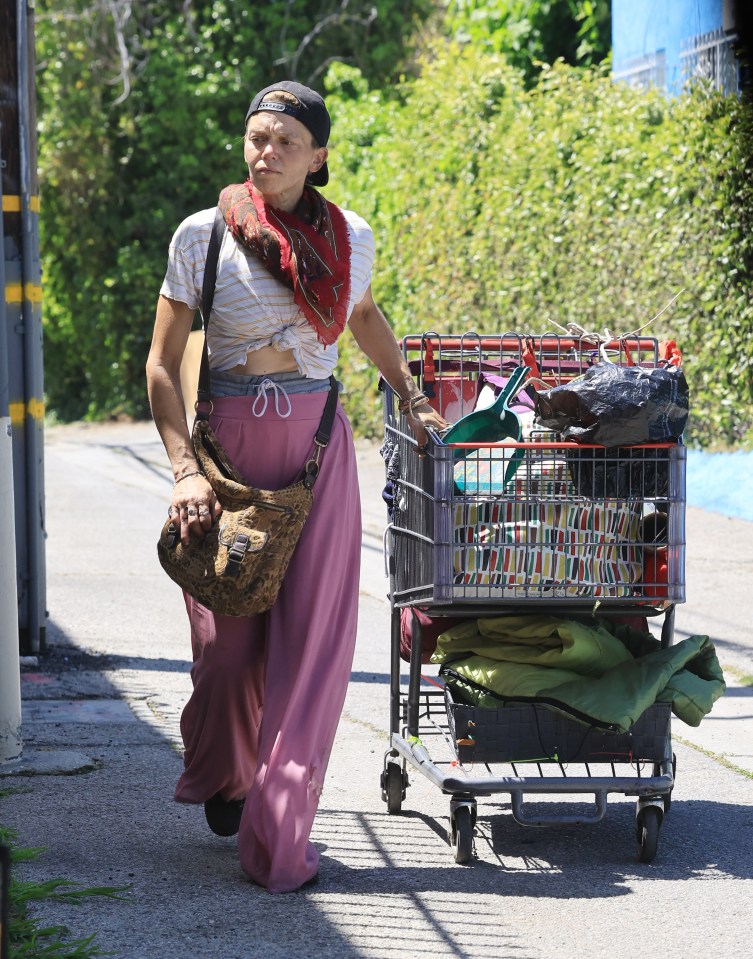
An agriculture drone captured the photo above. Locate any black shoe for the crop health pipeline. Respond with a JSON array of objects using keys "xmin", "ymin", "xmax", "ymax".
[{"xmin": 204, "ymin": 793, "xmax": 245, "ymax": 837}]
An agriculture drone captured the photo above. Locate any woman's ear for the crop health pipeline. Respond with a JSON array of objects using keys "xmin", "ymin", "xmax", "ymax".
[{"xmin": 310, "ymin": 146, "xmax": 328, "ymax": 174}]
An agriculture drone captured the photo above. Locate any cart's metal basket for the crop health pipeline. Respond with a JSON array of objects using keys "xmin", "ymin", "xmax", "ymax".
[{"xmin": 383, "ymin": 332, "xmax": 686, "ymax": 610}]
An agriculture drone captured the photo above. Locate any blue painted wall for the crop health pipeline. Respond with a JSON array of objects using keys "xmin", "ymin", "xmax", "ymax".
[
  {"xmin": 686, "ymin": 450, "xmax": 753, "ymax": 522},
  {"xmin": 613, "ymin": 0, "xmax": 724, "ymax": 94}
]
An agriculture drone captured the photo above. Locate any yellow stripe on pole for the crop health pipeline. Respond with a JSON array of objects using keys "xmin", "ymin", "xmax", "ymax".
[
  {"xmin": 8, "ymin": 400, "xmax": 45, "ymax": 425},
  {"xmin": 5, "ymin": 282, "xmax": 42, "ymax": 305},
  {"xmin": 2, "ymin": 195, "xmax": 40, "ymax": 213},
  {"xmin": 27, "ymin": 398, "xmax": 45, "ymax": 420}
]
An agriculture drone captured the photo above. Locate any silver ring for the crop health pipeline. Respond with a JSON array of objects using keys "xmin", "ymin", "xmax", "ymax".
[
  {"xmin": 198, "ymin": 508, "xmax": 210, "ymax": 517},
  {"xmin": 186, "ymin": 507, "xmax": 198, "ymax": 517}
]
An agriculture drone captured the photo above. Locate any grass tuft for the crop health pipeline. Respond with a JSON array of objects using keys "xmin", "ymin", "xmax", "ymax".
[{"xmin": 1, "ymin": 824, "xmax": 128, "ymax": 959}]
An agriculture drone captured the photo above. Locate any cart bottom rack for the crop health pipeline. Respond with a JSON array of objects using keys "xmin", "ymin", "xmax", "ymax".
[{"xmin": 381, "ymin": 644, "xmax": 675, "ymax": 865}]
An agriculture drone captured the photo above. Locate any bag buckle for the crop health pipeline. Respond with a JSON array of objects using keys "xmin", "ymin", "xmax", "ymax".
[
  {"xmin": 303, "ymin": 439, "xmax": 325, "ymax": 490},
  {"xmin": 224, "ymin": 532, "xmax": 250, "ymax": 577},
  {"xmin": 194, "ymin": 398, "xmax": 214, "ymax": 420}
]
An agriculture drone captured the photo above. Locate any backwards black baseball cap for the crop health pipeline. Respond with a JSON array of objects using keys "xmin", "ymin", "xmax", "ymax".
[{"xmin": 245, "ymin": 81, "xmax": 330, "ymax": 186}]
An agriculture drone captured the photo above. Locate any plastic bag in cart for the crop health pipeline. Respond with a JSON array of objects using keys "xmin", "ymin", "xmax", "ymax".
[
  {"xmin": 566, "ymin": 446, "xmax": 672, "ymax": 500},
  {"xmin": 533, "ymin": 363, "xmax": 689, "ymax": 446}
]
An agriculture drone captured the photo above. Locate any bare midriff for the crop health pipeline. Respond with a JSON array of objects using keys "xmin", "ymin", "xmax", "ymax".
[{"xmin": 227, "ymin": 344, "xmax": 299, "ymax": 376}]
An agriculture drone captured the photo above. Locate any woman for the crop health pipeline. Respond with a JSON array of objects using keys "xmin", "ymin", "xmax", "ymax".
[{"xmin": 146, "ymin": 80, "xmax": 445, "ymax": 893}]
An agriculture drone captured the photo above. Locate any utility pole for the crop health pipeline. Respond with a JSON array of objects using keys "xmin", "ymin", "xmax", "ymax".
[
  {"xmin": 0, "ymin": 196, "xmax": 22, "ymax": 764},
  {"xmin": 0, "ymin": 0, "xmax": 46, "ymax": 657}
]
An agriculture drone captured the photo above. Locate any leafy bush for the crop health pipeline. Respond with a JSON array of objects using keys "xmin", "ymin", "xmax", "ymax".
[
  {"xmin": 325, "ymin": 46, "xmax": 753, "ymax": 446},
  {"xmin": 444, "ymin": 0, "xmax": 612, "ymax": 78}
]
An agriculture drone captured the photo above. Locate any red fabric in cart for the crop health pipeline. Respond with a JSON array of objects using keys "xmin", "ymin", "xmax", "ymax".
[{"xmin": 400, "ymin": 608, "xmax": 470, "ymax": 663}]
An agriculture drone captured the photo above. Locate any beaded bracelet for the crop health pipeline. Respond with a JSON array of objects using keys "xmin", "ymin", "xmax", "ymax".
[
  {"xmin": 398, "ymin": 393, "xmax": 430, "ymax": 415},
  {"xmin": 173, "ymin": 470, "xmax": 202, "ymax": 487}
]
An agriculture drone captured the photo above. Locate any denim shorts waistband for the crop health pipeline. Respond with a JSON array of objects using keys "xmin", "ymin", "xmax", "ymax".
[{"xmin": 209, "ymin": 369, "xmax": 335, "ymax": 398}]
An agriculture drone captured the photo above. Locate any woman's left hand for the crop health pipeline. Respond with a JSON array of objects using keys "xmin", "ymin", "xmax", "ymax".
[{"xmin": 406, "ymin": 405, "xmax": 448, "ymax": 457}]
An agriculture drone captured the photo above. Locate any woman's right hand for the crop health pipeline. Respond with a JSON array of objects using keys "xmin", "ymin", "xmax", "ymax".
[{"xmin": 169, "ymin": 474, "xmax": 223, "ymax": 547}]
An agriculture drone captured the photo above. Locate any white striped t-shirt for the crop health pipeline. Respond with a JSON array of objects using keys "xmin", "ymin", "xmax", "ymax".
[{"xmin": 160, "ymin": 205, "xmax": 375, "ymax": 378}]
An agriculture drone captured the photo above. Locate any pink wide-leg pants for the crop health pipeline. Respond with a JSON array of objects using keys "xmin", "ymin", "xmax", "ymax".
[{"xmin": 174, "ymin": 392, "xmax": 362, "ymax": 893}]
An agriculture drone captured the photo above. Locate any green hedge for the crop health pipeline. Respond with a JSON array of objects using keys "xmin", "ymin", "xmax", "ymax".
[{"xmin": 324, "ymin": 46, "xmax": 753, "ymax": 447}]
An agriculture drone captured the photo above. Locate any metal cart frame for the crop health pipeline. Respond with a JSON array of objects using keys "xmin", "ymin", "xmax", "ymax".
[{"xmin": 380, "ymin": 332, "xmax": 685, "ymax": 864}]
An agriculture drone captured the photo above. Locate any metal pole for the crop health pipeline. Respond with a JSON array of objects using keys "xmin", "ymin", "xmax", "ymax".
[
  {"xmin": 0, "ymin": 130, "xmax": 22, "ymax": 767},
  {"xmin": 16, "ymin": 0, "xmax": 46, "ymax": 655},
  {"xmin": 0, "ymin": 413, "xmax": 22, "ymax": 766}
]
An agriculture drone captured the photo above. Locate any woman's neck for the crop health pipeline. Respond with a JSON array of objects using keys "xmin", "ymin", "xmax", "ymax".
[{"xmin": 251, "ymin": 181, "xmax": 306, "ymax": 215}]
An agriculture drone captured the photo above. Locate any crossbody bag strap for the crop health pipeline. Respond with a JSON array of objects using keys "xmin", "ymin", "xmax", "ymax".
[
  {"xmin": 316, "ymin": 375, "xmax": 340, "ymax": 446},
  {"xmin": 303, "ymin": 375, "xmax": 339, "ymax": 490},
  {"xmin": 196, "ymin": 207, "xmax": 227, "ymax": 414}
]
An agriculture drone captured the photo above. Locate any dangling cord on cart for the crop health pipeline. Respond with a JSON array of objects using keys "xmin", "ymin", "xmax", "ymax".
[{"xmin": 549, "ymin": 289, "xmax": 686, "ymax": 365}]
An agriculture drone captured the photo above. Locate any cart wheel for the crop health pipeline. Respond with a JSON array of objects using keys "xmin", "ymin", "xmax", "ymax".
[
  {"xmin": 653, "ymin": 753, "xmax": 677, "ymax": 814},
  {"xmin": 636, "ymin": 806, "xmax": 661, "ymax": 864},
  {"xmin": 451, "ymin": 805, "xmax": 474, "ymax": 865},
  {"xmin": 382, "ymin": 762, "xmax": 405, "ymax": 814}
]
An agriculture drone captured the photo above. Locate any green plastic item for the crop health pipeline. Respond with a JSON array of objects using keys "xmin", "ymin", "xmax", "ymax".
[
  {"xmin": 443, "ymin": 365, "xmax": 529, "ymax": 444},
  {"xmin": 443, "ymin": 365, "xmax": 529, "ymax": 491}
]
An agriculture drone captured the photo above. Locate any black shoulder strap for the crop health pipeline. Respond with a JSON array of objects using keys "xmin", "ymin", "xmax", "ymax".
[
  {"xmin": 196, "ymin": 207, "xmax": 227, "ymax": 411},
  {"xmin": 316, "ymin": 375, "xmax": 340, "ymax": 446}
]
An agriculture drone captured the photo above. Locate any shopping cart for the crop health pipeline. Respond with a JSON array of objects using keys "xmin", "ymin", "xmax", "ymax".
[{"xmin": 380, "ymin": 332, "xmax": 685, "ymax": 864}]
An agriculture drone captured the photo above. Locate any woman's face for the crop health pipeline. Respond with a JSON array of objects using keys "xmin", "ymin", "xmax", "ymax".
[{"xmin": 244, "ymin": 111, "xmax": 327, "ymax": 209}]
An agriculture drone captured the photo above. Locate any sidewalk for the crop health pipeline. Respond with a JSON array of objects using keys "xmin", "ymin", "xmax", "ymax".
[{"xmin": 1, "ymin": 422, "xmax": 751, "ymax": 959}]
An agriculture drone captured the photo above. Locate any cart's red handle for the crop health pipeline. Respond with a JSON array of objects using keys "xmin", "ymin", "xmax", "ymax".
[{"xmin": 401, "ymin": 335, "xmax": 665, "ymax": 353}]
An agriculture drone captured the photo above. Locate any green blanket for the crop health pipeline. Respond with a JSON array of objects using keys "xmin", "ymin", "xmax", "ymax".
[{"xmin": 432, "ymin": 615, "xmax": 726, "ymax": 732}]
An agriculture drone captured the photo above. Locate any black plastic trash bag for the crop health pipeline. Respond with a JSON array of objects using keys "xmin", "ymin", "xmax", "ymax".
[
  {"xmin": 534, "ymin": 363, "xmax": 689, "ymax": 446},
  {"xmin": 566, "ymin": 447, "xmax": 671, "ymax": 500}
]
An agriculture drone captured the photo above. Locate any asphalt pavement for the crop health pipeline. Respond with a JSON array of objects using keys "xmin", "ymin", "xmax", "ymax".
[{"xmin": 1, "ymin": 420, "xmax": 751, "ymax": 959}]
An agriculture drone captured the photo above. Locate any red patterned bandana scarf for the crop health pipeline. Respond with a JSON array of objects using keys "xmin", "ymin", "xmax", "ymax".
[{"xmin": 218, "ymin": 180, "xmax": 352, "ymax": 347}]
